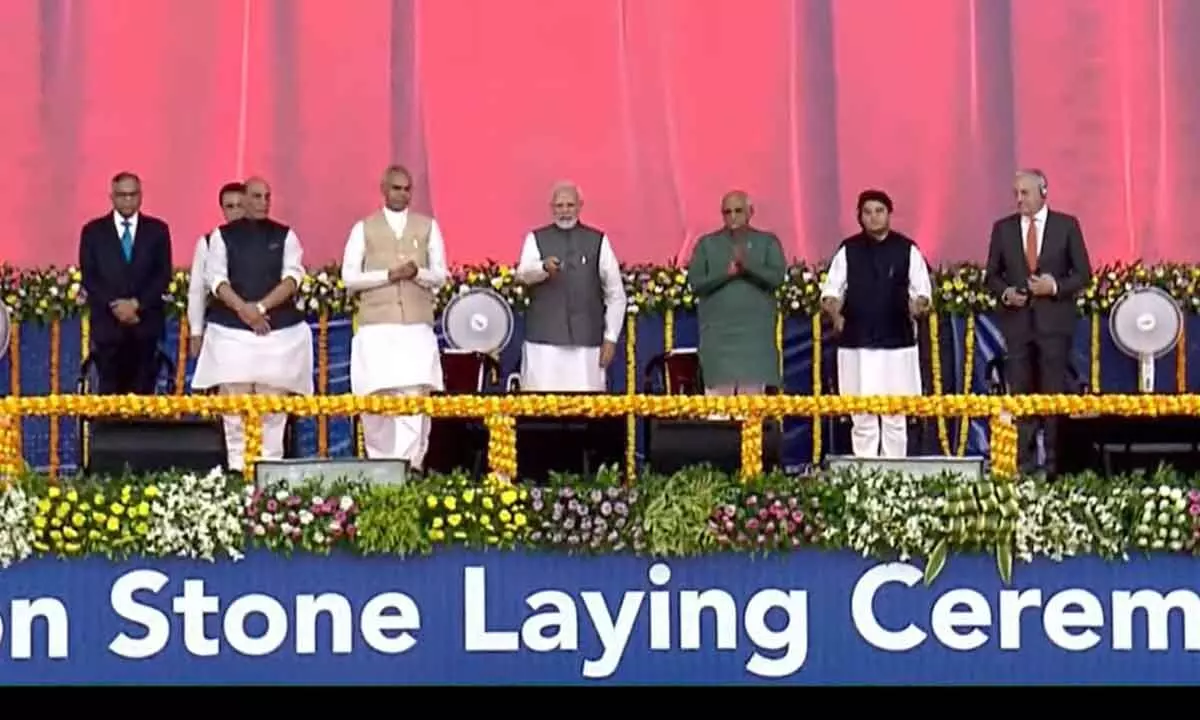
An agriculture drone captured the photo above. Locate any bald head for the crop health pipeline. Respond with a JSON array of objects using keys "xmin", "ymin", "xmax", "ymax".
[
  {"xmin": 550, "ymin": 181, "xmax": 582, "ymax": 229},
  {"xmin": 720, "ymin": 190, "xmax": 754, "ymax": 231},
  {"xmin": 1012, "ymin": 169, "xmax": 1046, "ymax": 216},
  {"xmin": 381, "ymin": 165, "xmax": 413, "ymax": 212},
  {"xmin": 243, "ymin": 176, "xmax": 272, "ymax": 219}
]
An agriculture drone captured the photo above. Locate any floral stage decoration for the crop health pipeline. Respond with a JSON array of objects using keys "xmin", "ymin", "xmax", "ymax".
[
  {"xmin": 1, "ymin": 464, "xmax": 1199, "ymax": 587},
  {"xmin": 0, "ymin": 259, "xmax": 1196, "ymax": 324}
]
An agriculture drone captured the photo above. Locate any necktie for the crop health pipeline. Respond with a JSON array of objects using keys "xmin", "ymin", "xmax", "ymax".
[
  {"xmin": 1024, "ymin": 218, "xmax": 1038, "ymax": 272},
  {"xmin": 120, "ymin": 220, "xmax": 133, "ymax": 262}
]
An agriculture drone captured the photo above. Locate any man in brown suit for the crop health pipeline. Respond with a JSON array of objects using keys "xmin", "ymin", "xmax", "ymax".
[{"xmin": 340, "ymin": 165, "xmax": 449, "ymax": 469}]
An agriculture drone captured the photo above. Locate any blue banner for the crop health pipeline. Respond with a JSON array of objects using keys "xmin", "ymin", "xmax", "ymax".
[{"xmin": 0, "ymin": 550, "xmax": 1196, "ymax": 684}]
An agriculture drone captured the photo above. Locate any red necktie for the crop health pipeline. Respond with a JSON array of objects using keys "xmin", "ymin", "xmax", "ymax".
[{"xmin": 1024, "ymin": 218, "xmax": 1038, "ymax": 272}]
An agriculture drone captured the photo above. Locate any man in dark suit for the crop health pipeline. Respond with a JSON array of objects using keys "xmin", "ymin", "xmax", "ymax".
[
  {"xmin": 985, "ymin": 169, "xmax": 1092, "ymax": 477},
  {"xmin": 78, "ymin": 171, "xmax": 173, "ymax": 394}
]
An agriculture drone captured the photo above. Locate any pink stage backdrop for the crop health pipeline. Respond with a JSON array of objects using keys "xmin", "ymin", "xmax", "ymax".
[{"xmin": 2, "ymin": 0, "xmax": 1199, "ymax": 268}]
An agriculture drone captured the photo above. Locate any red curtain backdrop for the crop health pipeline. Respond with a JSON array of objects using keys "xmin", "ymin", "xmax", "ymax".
[{"xmin": 2, "ymin": 0, "xmax": 1198, "ymax": 268}]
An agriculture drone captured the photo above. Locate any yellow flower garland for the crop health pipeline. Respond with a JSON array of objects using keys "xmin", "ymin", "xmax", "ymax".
[
  {"xmin": 0, "ymin": 391, "xmax": 1191, "ymax": 486},
  {"xmin": 1178, "ymin": 322, "xmax": 1187, "ymax": 392},
  {"xmin": 624, "ymin": 314, "xmax": 637, "ymax": 483},
  {"xmin": 810, "ymin": 315, "xmax": 822, "ymax": 462},
  {"xmin": 1090, "ymin": 314, "xmax": 1102, "ymax": 391},
  {"xmin": 174, "ymin": 318, "xmax": 188, "ymax": 395},
  {"xmin": 317, "ymin": 312, "xmax": 329, "ymax": 457},
  {"xmin": 79, "ymin": 316, "xmax": 88, "ymax": 468},
  {"xmin": 928, "ymin": 314, "xmax": 951, "ymax": 454},
  {"xmin": 957, "ymin": 315, "xmax": 976, "ymax": 456},
  {"xmin": 48, "ymin": 318, "xmax": 60, "ymax": 481},
  {"xmin": 8, "ymin": 323, "xmax": 20, "ymax": 459}
]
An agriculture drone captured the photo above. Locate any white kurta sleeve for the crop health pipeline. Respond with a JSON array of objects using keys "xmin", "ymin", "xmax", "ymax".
[
  {"xmin": 820, "ymin": 247, "xmax": 848, "ymax": 300},
  {"xmin": 186, "ymin": 236, "xmax": 209, "ymax": 335},
  {"xmin": 515, "ymin": 232, "xmax": 548, "ymax": 284},
  {"xmin": 207, "ymin": 229, "xmax": 230, "ymax": 297},
  {"xmin": 598, "ymin": 236, "xmax": 628, "ymax": 344},
  {"xmin": 414, "ymin": 219, "xmax": 449, "ymax": 290},
  {"xmin": 340, "ymin": 221, "xmax": 391, "ymax": 293},
  {"xmin": 908, "ymin": 245, "xmax": 933, "ymax": 300},
  {"xmin": 281, "ymin": 229, "xmax": 306, "ymax": 286}
]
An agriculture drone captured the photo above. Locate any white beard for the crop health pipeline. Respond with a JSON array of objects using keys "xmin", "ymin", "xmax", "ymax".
[{"xmin": 554, "ymin": 218, "xmax": 578, "ymax": 230}]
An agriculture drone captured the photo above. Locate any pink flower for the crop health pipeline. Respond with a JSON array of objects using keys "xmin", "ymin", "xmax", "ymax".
[
  {"xmin": 791, "ymin": 511, "xmax": 805, "ymax": 524},
  {"xmin": 335, "ymin": 511, "xmax": 347, "ymax": 524},
  {"xmin": 1190, "ymin": 489, "xmax": 1200, "ymax": 503},
  {"xmin": 765, "ymin": 521, "xmax": 776, "ymax": 534},
  {"xmin": 746, "ymin": 518, "xmax": 760, "ymax": 531},
  {"xmin": 346, "ymin": 525, "xmax": 357, "ymax": 540},
  {"xmin": 1190, "ymin": 504, "xmax": 1200, "ymax": 517},
  {"xmin": 745, "ymin": 495, "xmax": 758, "ymax": 507},
  {"xmin": 266, "ymin": 499, "xmax": 278, "ymax": 513},
  {"xmin": 287, "ymin": 495, "xmax": 302, "ymax": 507}
]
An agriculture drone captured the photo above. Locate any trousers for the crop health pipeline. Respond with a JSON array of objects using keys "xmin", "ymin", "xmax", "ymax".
[
  {"xmin": 219, "ymin": 382, "xmax": 289, "ymax": 472},
  {"xmin": 360, "ymin": 387, "xmax": 431, "ymax": 469}
]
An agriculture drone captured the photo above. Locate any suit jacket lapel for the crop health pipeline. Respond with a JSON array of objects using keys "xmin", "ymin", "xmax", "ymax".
[{"xmin": 1037, "ymin": 212, "xmax": 1058, "ymax": 268}]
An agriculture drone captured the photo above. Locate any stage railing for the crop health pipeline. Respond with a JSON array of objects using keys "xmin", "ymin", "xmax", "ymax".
[{"xmin": 0, "ymin": 393, "xmax": 1197, "ymax": 482}]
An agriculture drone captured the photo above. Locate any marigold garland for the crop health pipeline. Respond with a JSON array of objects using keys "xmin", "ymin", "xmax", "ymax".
[
  {"xmin": 48, "ymin": 318, "xmax": 60, "ymax": 482},
  {"xmin": 811, "ymin": 315, "xmax": 822, "ymax": 462},
  {"xmin": 740, "ymin": 415, "xmax": 764, "ymax": 479},
  {"xmin": 79, "ymin": 316, "xmax": 88, "ymax": 466},
  {"xmin": 1177, "ymin": 322, "xmax": 1187, "ymax": 392},
  {"xmin": 174, "ymin": 318, "xmax": 188, "ymax": 395},
  {"xmin": 316, "ymin": 311, "xmax": 330, "ymax": 457},
  {"xmin": 484, "ymin": 414, "xmax": 517, "ymax": 482},
  {"xmin": 8, "ymin": 322, "xmax": 19, "ymax": 460},
  {"xmin": 1090, "ymin": 314, "xmax": 1102, "ymax": 391},
  {"xmin": 1, "ymin": 391, "xmax": 1183, "ymax": 480},
  {"xmin": 624, "ymin": 314, "xmax": 637, "ymax": 483},
  {"xmin": 928, "ymin": 313, "xmax": 951, "ymax": 454},
  {"xmin": 957, "ymin": 315, "xmax": 977, "ymax": 455},
  {"xmin": 242, "ymin": 412, "xmax": 263, "ymax": 482}
]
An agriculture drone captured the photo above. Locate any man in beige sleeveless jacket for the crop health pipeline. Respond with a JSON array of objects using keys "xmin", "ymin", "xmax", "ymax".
[{"xmin": 340, "ymin": 165, "xmax": 448, "ymax": 470}]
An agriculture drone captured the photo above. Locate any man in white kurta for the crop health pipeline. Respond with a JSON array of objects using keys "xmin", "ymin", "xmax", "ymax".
[
  {"xmin": 514, "ymin": 182, "xmax": 627, "ymax": 391},
  {"xmin": 341, "ymin": 165, "xmax": 446, "ymax": 469},
  {"xmin": 185, "ymin": 182, "xmax": 245, "ymax": 360},
  {"xmin": 820, "ymin": 189, "xmax": 932, "ymax": 458},
  {"xmin": 191, "ymin": 177, "xmax": 314, "ymax": 472}
]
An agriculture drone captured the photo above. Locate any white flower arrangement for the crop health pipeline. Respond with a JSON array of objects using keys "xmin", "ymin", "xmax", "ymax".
[
  {"xmin": 0, "ymin": 483, "xmax": 35, "ymax": 569},
  {"xmin": 1013, "ymin": 479, "xmax": 1131, "ymax": 563},
  {"xmin": 144, "ymin": 467, "xmax": 245, "ymax": 562},
  {"xmin": 820, "ymin": 467, "xmax": 942, "ymax": 561},
  {"xmin": 1131, "ymin": 484, "xmax": 1192, "ymax": 553}
]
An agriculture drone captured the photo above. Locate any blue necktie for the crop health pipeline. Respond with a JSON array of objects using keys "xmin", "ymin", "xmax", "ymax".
[{"xmin": 120, "ymin": 220, "xmax": 133, "ymax": 262}]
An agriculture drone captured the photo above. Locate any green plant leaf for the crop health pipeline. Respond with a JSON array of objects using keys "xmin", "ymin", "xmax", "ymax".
[
  {"xmin": 996, "ymin": 536, "xmax": 1014, "ymax": 586},
  {"xmin": 924, "ymin": 539, "xmax": 949, "ymax": 586}
]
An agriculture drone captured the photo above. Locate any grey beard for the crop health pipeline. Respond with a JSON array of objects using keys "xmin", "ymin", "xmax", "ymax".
[{"xmin": 554, "ymin": 218, "xmax": 578, "ymax": 230}]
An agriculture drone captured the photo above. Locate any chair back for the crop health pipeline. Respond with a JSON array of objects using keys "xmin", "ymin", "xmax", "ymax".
[
  {"xmin": 642, "ymin": 348, "xmax": 702, "ymax": 394},
  {"xmin": 441, "ymin": 349, "xmax": 501, "ymax": 394}
]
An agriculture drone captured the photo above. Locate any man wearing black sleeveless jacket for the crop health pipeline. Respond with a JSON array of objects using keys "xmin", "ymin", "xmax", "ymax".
[
  {"xmin": 820, "ymin": 190, "xmax": 934, "ymax": 458},
  {"xmin": 191, "ymin": 176, "xmax": 314, "ymax": 472}
]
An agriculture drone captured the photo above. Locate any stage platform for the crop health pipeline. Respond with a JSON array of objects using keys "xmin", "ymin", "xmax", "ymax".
[{"xmin": 2, "ymin": 310, "xmax": 1198, "ymax": 475}]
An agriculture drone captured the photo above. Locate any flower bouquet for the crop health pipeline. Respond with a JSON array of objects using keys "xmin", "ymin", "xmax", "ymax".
[
  {"xmin": 707, "ymin": 489, "xmax": 818, "ymax": 552},
  {"xmin": 527, "ymin": 484, "xmax": 645, "ymax": 553}
]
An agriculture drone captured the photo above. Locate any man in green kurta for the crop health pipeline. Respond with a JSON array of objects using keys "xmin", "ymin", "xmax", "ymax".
[{"xmin": 686, "ymin": 191, "xmax": 788, "ymax": 394}]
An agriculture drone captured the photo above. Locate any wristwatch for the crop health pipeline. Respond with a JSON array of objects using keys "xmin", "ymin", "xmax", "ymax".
[{"xmin": 255, "ymin": 302, "xmax": 267, "ymax": 315}]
